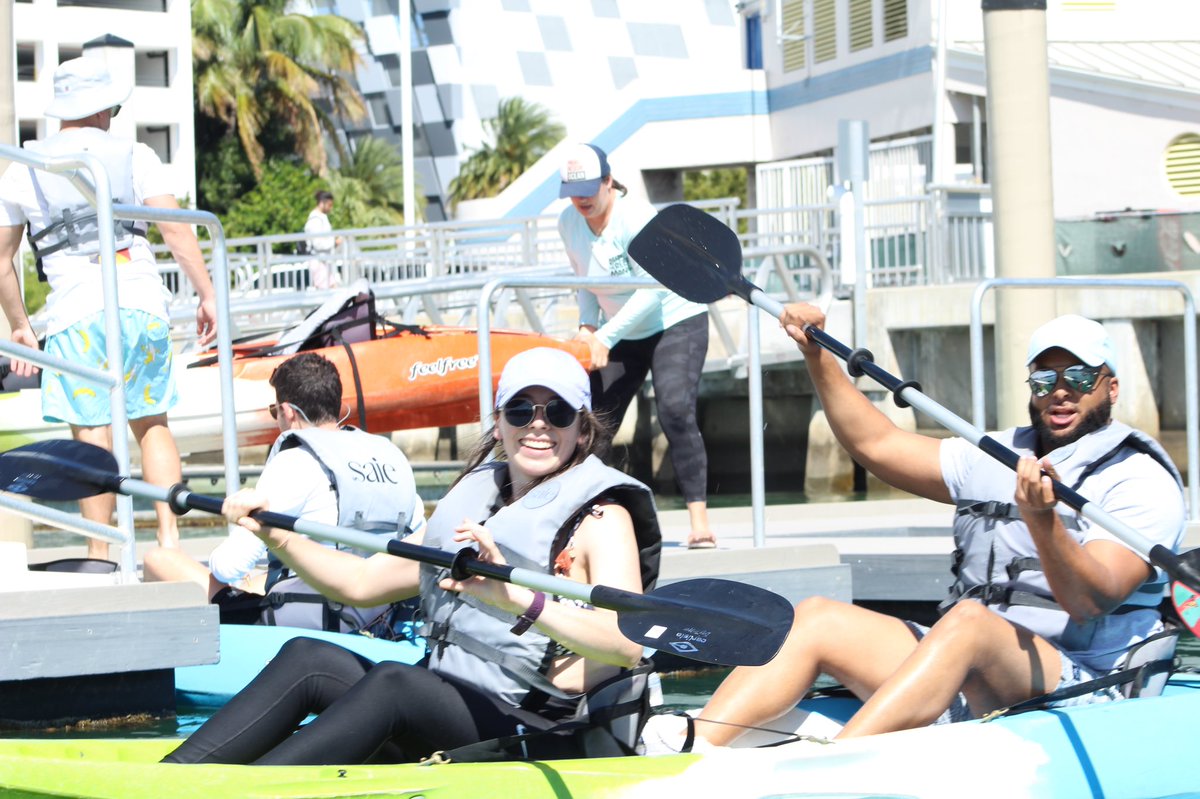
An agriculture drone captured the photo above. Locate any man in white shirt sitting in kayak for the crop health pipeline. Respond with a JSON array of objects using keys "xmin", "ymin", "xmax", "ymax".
[
  {"xmin": 673, "ymin": 310, "xmax": 1185, "ymax": 748},
  {"xmin": 145, "ymin": 352, "xmax": 425, "ymax": 634}
]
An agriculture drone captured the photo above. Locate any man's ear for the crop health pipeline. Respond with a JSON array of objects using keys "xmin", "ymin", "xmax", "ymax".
[{"xmin": 1108, "ymin": 375, "xmax": 1120, "ymax": 404}]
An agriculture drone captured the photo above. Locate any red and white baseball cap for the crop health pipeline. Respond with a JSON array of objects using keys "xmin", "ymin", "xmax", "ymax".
[{"xmin": 559, "ymin": 143, "xmax": 611, "ymax": 199}]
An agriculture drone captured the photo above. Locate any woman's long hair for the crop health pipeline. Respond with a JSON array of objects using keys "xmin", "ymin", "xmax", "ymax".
[{"xmin": 452, "ymin": 407, "xmax": 613, "ymax": 499}]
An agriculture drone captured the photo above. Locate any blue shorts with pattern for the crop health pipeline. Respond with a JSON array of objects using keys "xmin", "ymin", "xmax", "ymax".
[
  {"xmin": 904, "ymin": 620, "xmax": 1123, "ymax": 724},
  {"xmin": 42, "ymin": 309, "xmax": 178, "ymax": 426}
]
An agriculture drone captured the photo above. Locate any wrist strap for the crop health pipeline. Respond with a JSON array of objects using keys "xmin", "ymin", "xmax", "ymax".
[{"xmin": 510, "ymin": 591, "xmax": 545, "ymax": 636}]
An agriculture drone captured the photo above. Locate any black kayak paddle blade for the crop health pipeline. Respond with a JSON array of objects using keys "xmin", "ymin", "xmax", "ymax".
[
  {"xmin": 611, "ymin": 578, "xmax": 794, "ymax": 667},
  {"xmin": 0, "ymin": 440, "xmax": 120, "ymax": 501},
  {"xmin": 629, "ymin": 204, "xmax": 747, "ymax": 305}
]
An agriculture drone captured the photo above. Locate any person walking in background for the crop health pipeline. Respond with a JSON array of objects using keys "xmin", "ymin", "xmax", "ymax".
[
  {"xmin": 557, "ymin": 143, "xmax": 716, "ymax": 549},
  {"xmin": 304, "ymin": 190, "xmax": 342, "ymax": 290},
  {"xmin": 144, "ymin": 353, "xmax": 425, "ymax": 634},
  {"xmin": 0, "ymin": 57, "xmax": 218, "ymax": 560},
  {"xmin": 663, "ymin": 309, "xmax": 1184, "ymax": 750}
]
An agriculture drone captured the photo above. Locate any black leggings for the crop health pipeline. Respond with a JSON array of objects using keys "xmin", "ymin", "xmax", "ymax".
[
  {"xmin": 163, "ymin": 637, "xmax": 554, "ymax": 765},
  {"xmin": 591, "ymin": 312, "xmax": 709, "ymax": 502}
]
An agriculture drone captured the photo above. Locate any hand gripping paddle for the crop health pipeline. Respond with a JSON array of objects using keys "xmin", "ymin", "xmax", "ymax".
[
  {"xmin": 0, "ymin": 439, "xmax": 795, "ymax": 667},
  {"xmin": 630, "ymin": 203, "xmax": 1200, "ymax": 630}
]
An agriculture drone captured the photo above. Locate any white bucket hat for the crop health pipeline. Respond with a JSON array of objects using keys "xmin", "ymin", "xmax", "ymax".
[{"xmin": 45, "ymin": 57, "xmax": 131, "ymax": 120}]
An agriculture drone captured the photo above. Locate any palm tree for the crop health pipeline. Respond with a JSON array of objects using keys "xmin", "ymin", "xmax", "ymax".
[
  {"xmin": 329, "ymin": 135, "xmax": 424, "ymax": 227},
  {"xmin": 192, "ymin": 0, "xmax": 366, "ymax": 178},
  {"xmin": 448, "ymin": 97, "xmax": 566, "ymax": 207}
]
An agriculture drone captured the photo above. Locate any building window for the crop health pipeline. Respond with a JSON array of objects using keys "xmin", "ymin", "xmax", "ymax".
[
  {"xmin": 19, "ymin": 121, "xmax": 39, "ymax": 146},
  {"xmin": 17, "ymin": 44, "xmax": 37, "ymax": 82},
  {"xmin": 781, "ymin": 0, "xmax": 806, "ymax": 72},
  {"xmin": 883, "ymin": 0, "xmax": 908, "ymax": 42},
  {"xmin": 135, "ymin": 50, "xmax": 170, "ymax": 88},
  {"xmin": 745, "ymin": 13, "xmax": 763, "ymax": 69},
  {"xmin": 58, "ymin": 47, "xmax": 83, "ymax": 64},
  {"xmin": 849, "ymin": 0, "xmax": 873, "ymax": 52},
  {"xmin": 812, "ymin": 0, "xmax": 837, "ymax": 63},
  {"xmin": 1165, "ymin": 133, "xmax": 1200, "ymax": 197},
  {"xmin": 138, "ymin": 125, "xmax": 173, "ymax": 164}
]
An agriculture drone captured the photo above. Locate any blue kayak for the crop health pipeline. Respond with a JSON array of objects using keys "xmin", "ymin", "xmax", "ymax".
[{"xmin": 174, "ymin": 624, "xmax": 425, "ymax": 707}]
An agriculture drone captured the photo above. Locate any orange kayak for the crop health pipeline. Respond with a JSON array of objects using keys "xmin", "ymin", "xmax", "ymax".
[
  {"xmin": 0, "ymin": 327, "xmax": 589, "ymax": 455},
  {"xmin": 217, "ymin": 325, "xmax": 591, "ymax": 447}
]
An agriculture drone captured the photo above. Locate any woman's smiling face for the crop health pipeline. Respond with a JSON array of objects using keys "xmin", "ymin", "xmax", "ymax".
[{"xmin": 496, "ymin": 385, "xmax": 581, "ymax": 492}]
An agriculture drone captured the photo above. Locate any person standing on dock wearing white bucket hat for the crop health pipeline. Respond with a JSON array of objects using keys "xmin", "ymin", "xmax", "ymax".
[{"xmin": 0, "ymin": 55, "xmax": 219, "ymax": 560}]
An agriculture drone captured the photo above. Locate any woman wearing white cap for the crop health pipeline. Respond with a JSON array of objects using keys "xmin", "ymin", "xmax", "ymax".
[
  {"xmin": 557, "ymin": 142, "xmax": 716, "ymax": 549},
  {"xmin": 164, "ymin": 347, "xmax": 662, "ymax": 765}
]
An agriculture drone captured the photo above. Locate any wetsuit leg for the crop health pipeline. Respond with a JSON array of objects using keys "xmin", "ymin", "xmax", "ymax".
[
  {"xmin": 163, "ymin": 637, "xmax": 372, "ymax": 764},
  {"xmin": 252, "ymin": 662, "xmax": 536, "ymax": 765},
  {"xmin": 650, "ymin": 313, "xmax": 709, "ymax": 503}
]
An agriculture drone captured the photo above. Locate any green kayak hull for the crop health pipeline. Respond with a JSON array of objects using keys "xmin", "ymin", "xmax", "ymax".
[{"xmin": 2, "ymin": 680, "xmax": 1198, "ymax": 799}]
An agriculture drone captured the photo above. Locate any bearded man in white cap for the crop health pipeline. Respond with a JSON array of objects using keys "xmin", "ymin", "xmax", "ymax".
[
  {"xmin": 671, "ymin": 306, "xmax": 1186, "ymax": 751},
  {"xmin": 0, "ymin": 56, "xmax": 218, "ymax": 560}
]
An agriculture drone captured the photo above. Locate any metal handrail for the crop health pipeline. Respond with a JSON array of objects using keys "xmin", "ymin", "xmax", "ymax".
[{"xmin": 969, "ymin": 278, "xmax": 1198, "ymax": 519}]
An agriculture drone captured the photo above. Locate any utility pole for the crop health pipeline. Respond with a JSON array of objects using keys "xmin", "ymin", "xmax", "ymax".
[{"xmin": 982, "ymin": 0, "xmax": 1057, "ymax": 428}]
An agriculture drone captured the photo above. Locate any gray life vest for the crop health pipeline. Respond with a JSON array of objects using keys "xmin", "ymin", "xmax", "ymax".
[
  {"xmin": 23, "ymin": 130, "xmax": 147, "ymax": 262},
  {"xmin": 418, "ymin": 455, "xmax": 661, "ymax": 712},
  {"xmin": 261, "ymin": 426, "xmax": 421, "ymax": 634},
  {"xmin": 945, "ymin": 421, "xmax": 1184, "ymax": 655}
]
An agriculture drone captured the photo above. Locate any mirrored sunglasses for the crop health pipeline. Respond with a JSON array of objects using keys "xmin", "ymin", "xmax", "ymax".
[
  {"xmin": 1027, "ymin": 364, "xmax": 1104, "ymax": 398},
  {"xmin": 501, "ymin": 398, "xmax": 578, "ymax": 429}
]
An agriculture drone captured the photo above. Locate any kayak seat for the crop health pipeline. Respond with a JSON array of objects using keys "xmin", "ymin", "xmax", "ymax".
[{"xmin": 28, "ymin": 557, "xmax": 118, "ymax": 574}]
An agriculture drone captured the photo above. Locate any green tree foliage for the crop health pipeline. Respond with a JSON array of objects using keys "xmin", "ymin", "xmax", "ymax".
[
  {"xmin": 684, "ymin": 167, "xmax": 750, "ymax": 233},
  {"xmin": 448, "ymin": 98, "xmax": 566, "ymax": 207},
  {"xmin": 329, "ymin": 135, "xmax": 423, "ymax": 227},
  {"xmin": 192, "ymin": 0, "xmax": 367, "ymax": 180},
  {"xmin": 222, "ymin": 160, "xmax": 323, "ymax": 241},
  {"xmin": 683, "ymin": 167, "xmax": 749, "ymax": 207}
]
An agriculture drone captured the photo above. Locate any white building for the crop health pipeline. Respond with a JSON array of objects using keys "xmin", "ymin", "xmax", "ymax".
[
  {"xmin": 340, "ymin": 0, "xmax": 1198, "ymax": 222},
  {"xmin": 11, "ymin": 2, "xmax": 197, "ymax": 203}
]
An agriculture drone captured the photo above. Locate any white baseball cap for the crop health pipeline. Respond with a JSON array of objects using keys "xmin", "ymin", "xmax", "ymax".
[
  {"xmin": 1025, "ymin": 314, "xmax": 1118, "ymax": 376},
  {"xmin": 45, "ymin": 57, "xmax": 131, "ymax": 121},
  {"xmin": 495, "ymin": 347, "xmax": 592, "ymax": 411},
  {"xmin": 559, "ymin": 143, "xmax": 611, "ymax": 199}
]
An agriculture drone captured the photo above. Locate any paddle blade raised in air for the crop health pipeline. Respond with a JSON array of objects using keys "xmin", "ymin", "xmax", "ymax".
[{"xmin": 629, "ymin": 204, "xmax": 746, "ymax": 305}]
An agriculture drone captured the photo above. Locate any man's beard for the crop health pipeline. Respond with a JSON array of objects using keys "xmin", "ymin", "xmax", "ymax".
[{"xmin": 1029, "ymin": 395, "xmax": 1113, "ymax": 454}]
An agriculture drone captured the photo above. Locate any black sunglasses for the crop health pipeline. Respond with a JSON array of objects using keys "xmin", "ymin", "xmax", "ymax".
[
  {"xmin": 110, "ymin": 105, "xmax": 121, "ymax": 117},
  {"xmin": 501, "ymin": 398, "xmax": 578, "ymax": 429},
  {"xmin": 1027, "ymin": 364, "xmax": 1105, "ymax": 398}
]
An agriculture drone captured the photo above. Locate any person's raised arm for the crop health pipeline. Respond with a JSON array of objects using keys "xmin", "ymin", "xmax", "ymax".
[
  {"xmin": 781, "ymin": 303, "xmax": 949, "ymax": 502},
  {"xmin": 144, "ymin": 194, "xmax": 216, "ymax": 348},
  {"xmin": 223, "ymin": 489, "xmax": 422, "ymax": 606}
]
